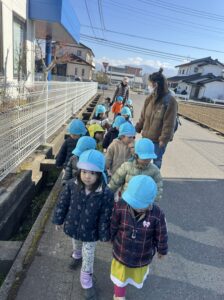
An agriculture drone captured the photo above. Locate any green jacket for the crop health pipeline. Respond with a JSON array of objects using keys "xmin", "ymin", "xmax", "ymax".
[{"xmin": 108, "ymin": 159, "xmax": 163, "ymax": 203}]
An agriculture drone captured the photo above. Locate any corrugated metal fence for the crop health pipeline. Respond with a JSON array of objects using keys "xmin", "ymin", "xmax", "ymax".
[{"xmin": 0, "ymin": 81, "xmax": 98, "ymax": 181}]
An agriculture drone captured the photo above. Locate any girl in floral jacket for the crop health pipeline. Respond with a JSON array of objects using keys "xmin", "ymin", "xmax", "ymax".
[
  {"xmin": 110, "ymin": 175, "xmax": 168, "ymax": 300},
  {"xmin": 53, "ymin": 149, "xmax": 114, "ymax": 300}
]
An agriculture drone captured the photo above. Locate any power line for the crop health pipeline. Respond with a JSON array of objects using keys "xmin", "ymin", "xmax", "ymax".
[
  {"xmin": 138, "ymin": 0, "xmax": 224, "ymax": 22},
  {"xmin": 98, "ymin": 0, "xmax": 106, "ymax": 30},
  {"xmin": 84, "ymin": 0, "xmax": 96, "ymax": 37},
  {"xmin": 80, "ymin": 34, "xmax": 196, "ymax": 62},
  {"xmin": 81, "ymin": 24, "xmax": 224, "ymax": 54},
  {"xmin": 98, "ymin": 0, "xmax": 106, "ymax": 38},
  {"xmin": 106, "ymin": 0, "xmax": 224, "ymax": 35}
]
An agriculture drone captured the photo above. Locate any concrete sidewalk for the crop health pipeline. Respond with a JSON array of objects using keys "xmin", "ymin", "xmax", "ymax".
[{"xmin": 13, "ymin": 93, "xmax": 224, "ymax": 299}]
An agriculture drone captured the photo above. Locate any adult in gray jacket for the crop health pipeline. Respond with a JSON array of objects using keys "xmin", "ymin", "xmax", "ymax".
[{"xmin": 112, "ymin": 77, "xmax": 130, "ymax": 105}]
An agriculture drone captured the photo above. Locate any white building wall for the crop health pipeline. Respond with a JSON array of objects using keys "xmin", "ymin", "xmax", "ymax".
[
  {"xmin": 176, "ymin": 82, "xmax": 189, "ymax": 93},
  {"xmin": 1, "ymin": 0, "xmax": 35, "ymax": 81},
  {"xmin": 199, "ymin": 81, "xmax": 224, "ymax": 99},
  {"xmin": 177, "ymin": 63, "xmax": 224, "ymax": 77},
  {"xmin": 66, "ymin": 63, "xmax": 93, "ymax": 81},
  {"xmin": 201, "ymin": 64, "xmax": 223, "ymax": 76}
]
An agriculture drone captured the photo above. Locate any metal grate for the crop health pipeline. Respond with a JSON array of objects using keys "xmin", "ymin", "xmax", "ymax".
[{"xmin": 0, "ymin": 81, "xmax": 98, "ymax": 181}]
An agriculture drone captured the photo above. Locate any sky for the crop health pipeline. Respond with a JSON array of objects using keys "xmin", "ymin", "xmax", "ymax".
[{"xmin": 73, "ymin": 0, "xmax": 224, "ymax": 75}]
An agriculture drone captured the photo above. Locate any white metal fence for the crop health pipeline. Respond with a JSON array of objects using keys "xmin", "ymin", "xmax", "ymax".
[{"xmin": 0, "ymin": 81, "xmax": 98, "ymax": 181}]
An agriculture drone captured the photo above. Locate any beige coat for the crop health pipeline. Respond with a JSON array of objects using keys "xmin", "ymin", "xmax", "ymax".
[
  {"xmin": 136, "ymin": 93, "xmax": 177, "ymax": 144},
  {"xmin": 106, "ymin": 139, "xmax": 131, "ymax": 175}
]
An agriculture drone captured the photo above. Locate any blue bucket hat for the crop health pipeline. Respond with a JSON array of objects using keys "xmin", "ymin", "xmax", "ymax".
[
  {"xmin": 68, "ymin": 119, "xmax": 87, "ymax": 135},
  {"xmin": 126, "ymin": 99, "xmax": 133, "ymax": 105},
  {"xmin": 122, "ymin": 175, "xmax": 158, "ymax": 209},
  {"xmin": 112, "ymin": 116, "xmax": 126, "ymax": 128},
  {"xmin": 135, "ymin": 138, "xmax": 157, "ymax": 159},
  {"xmin": 121, "ymin": 106, "xmax": 132, "ymax": 117},
  {"xmin": 72, "ymin": 136, "xmax": 96, "ymax": 157},
  {"xmin": 118, "ymin": 122, "xmax": 136, "ymax": 137},
  {"xmin": 77, "ymin": 149, "xmax": 107, "ymax": 183},
  {"xmin": 95, "ymin": 105, "xmax": 106, "ymax": 117},
  {"xmin": 116, "ymin": 96, "xmax": 123, "ymax": 102}
]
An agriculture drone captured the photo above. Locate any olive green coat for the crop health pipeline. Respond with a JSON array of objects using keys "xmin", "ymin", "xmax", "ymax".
[{"xmin": 108, "ymin": 159, "xmax": 163, "ymax": 203}]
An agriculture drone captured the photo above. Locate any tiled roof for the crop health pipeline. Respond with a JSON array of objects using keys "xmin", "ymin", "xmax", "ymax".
[{"xmin": 175, "ymin": 57, "xmax": 224, "ymax": 68}]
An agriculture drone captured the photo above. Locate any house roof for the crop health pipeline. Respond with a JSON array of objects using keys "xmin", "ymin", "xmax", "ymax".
[
  {"xmin": 67, "ymin": 53, "xmax": 95, "ymax": 68},
  {"xmin": 167, "ymin": 73, "xmax": 203, "ymax": 82},
  {"xmin": 175, "ymin": 57, "xmax": 224, "ymax": 68},
  {"xmin": 168, "ymin": 72, "xmax": 224, "ymax": 85},
  {"xmin": 194, "ymin": 77, "xmax": 224, "ymax": 85},
  {"xmin": 79, "ymin": 43, "xmax": 95, "ymax": 57}
]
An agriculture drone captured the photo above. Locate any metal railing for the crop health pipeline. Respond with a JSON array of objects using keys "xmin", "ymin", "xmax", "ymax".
[{"xmin": 0, "ymin": 81, "xmax": 98, "ymax": 181}]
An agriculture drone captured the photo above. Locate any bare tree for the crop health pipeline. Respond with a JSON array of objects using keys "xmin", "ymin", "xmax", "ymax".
[{"xmin": 35, "ymin": 39, "xmax": 71, "ymax": 81}]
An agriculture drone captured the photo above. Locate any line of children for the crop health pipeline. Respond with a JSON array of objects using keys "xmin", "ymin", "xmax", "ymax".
[{"xmin": 53, "ymin": 96, "xmax": 168, "ymax": 300}]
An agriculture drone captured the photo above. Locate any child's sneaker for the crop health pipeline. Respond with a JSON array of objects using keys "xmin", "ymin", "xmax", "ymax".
[
  {"xmin": 113, "ymin": 296, "xmax": 126, "ymax": 300},
  {"xmin": 69, "ymin": 257, "xmax": 82, "ymax": 270}
]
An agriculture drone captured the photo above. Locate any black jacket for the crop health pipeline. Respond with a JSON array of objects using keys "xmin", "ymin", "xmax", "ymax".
[
  {"xmin": 103, "ymin": 127, "xmax": 119, "ymax": 149},
  {"xmin": 53, "ymin": 180, "xmax": 114, "ymax": 242},
  {"xmin": 56, "ymin": 137, "xmax": 78, "ymax": 168}
]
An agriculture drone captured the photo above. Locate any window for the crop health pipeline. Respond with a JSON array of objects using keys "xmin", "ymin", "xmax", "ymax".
[
  {"xmin": 194, "ymin": 67, "xmax": 198, "ymax": 73},
  {"xmin": 75, "ymin": 67, "xmax": 78, "ymax": 75},
  {"xmin": 182, "ymin": 69, "xmax": 185, "ymax": 74},
  {"xmin": 13, "ymin": 15, "xmax": 26, "ymax": 78},
  {"xmin": 82, "ymin": 68, "xmax": 85, "ymax": 77},
  {"xmin": 77, "ymin": 50, "xmax": 82, "ymax": 56},
  {"xmin": 0, "ymin": 2, "xmax": 3, "ymax": 74}
]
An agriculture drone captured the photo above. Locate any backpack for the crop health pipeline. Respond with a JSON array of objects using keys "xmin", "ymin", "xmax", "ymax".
[{"xmin": 163, "ymin": 93, "xmax": 181, "ymax": 133}]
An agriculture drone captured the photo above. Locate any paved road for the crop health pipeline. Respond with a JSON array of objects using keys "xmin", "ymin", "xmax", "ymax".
[{"xmin": 15, "ymin": 91, "xmax": 224, "ymax": 300}]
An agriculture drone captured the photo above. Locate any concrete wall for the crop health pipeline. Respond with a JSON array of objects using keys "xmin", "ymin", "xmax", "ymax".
[{"xmin": 1, "ymin": 0, "xmax": 35, "ymax": 81}]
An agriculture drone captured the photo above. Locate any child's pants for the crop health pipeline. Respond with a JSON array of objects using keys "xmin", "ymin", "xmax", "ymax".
[
  {"xmin": 114, "ymin": 285, "xmax": 126, "ymax": 297},
  {"xmin": 72, "ymin": 239, "xmax": 97, "ymax": 273}
]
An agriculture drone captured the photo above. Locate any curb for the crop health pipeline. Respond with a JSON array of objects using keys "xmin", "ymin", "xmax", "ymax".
[{"xmin": 0, "ymin": 172, "xmax": 63, "ymax": 300}]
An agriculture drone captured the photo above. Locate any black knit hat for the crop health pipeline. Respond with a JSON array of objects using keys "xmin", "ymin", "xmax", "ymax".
[{"xmin": 148, "ymin": 68, "xmax": 165, "ymax": 82}]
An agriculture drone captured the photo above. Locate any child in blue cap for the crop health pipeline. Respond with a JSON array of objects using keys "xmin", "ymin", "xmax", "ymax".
[
  {"xmin": 111, "ymin": 96, "xmax": 123, "ymax": 119},
  {"xmin": 108, "ymin": 138, "xmax": 163, "ymax": 203},
  {"xmin": 125, "ymin": 99, "xmax": 134, "ymax": 118},
  {"xmin": 106, "ymin": 122, "xmax": 136, "ymax": 175},
  {"xmin": 53, "ymin": 149, "xmax": 114, "ymax": 300},
  {"xmin": 110, "ymin": 175, "xmax": 168, "ymax": 300},
  {"xmin": 103, "ymin": 116, "xmax": 126, "ymax": 150},
  {"xmin": 120, "ymin": 106, "xmax": 133, "ymax": 124},
  {"xmin": 56, "ymin": 119, "xmax": 87, "ymax": 168},
  {"xmin": 89, "ymin": 104, "xmax": 110, "ymax": 130},
  {"xmin": 63, "ymin": 136, "xmax": 96, "ymax": 184}
]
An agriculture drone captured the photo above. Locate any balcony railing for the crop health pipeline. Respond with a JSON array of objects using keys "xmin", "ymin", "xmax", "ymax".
[{"xmin": 0, "ymin": 81, "xmax": 98, "ymax": 181}]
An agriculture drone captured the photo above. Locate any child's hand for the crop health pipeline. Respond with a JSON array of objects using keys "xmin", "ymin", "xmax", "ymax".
[
  {"xmin": 157, "ymin": 253, "xmax": 165, "ymax": 259},
  {"xmin": 55, "ymin": 225, "xmax": 63, "ymax": 231}
]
